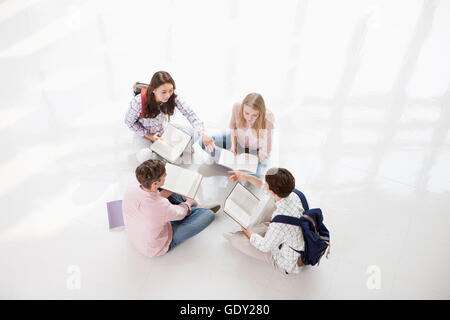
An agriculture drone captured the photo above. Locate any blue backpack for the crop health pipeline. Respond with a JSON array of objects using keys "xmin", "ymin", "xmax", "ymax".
[{"xmin": 270, "ymin": 189, "xmax": 331, "ymax": 267}]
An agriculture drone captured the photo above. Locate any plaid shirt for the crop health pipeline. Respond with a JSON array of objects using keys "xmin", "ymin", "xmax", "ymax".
[
  {"xmin": 250, "ymin": 191, "xmax": 305, "ymax": 274},
  {"xmin": 125, "ymin": 94, "xmax": 204, "ymax": 136}
]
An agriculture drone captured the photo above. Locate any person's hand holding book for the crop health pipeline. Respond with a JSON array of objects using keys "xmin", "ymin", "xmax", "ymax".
[
  {"xmin": 241, "ymin": 226, "xmax": 253, "ymax": 239},
  {"xmin": 185, "ymin": 198, "xmax": 198, "ymax": 208},
  {"xmin": 151, "ymin": 134, "xmax": 164, "ymax": 142},
  {"xmin": 145, "ymin": 132, "xmax": 164, "ymax": 142},
  {"xmin": 182, "ymin": 198, "xmax": 197, "ymax": 216}
]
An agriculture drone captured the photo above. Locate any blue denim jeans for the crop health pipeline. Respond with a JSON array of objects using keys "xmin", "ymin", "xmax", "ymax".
[
  {"xmin": 199, "ymin": 131, "xmax": 268, "ymax": 178},
  {"xmin": 166, "ymin": 193, "xmax": 215, "ymax": 252}
]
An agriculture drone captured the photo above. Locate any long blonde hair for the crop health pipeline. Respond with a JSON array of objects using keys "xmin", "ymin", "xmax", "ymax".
[{"xmin": 237, "ymin": 93, "xmax": 267, "ymax": 139}]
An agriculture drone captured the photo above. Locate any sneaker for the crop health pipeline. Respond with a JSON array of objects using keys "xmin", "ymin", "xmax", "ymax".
[
  {"xmin": 198, "ymin": 203, "xmax": 221, "ymax": 213},
  {"xmin": 207, "ymin": 204, "xmax": 221, "ymax": 213}
]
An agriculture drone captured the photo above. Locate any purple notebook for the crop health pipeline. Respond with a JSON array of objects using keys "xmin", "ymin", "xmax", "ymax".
[{"xmin": 106, "ymin": 200, "xmax": 124, "ymax": 230}]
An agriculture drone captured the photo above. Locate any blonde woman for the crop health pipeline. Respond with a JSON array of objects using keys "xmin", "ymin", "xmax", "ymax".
[{"xmin": 200, "ymin": 93, "xmax": 274, "ymax": 177}]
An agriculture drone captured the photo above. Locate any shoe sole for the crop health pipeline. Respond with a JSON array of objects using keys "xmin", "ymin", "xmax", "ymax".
[{"xmin": 207, "ymin": 205, "xmax": 221, "ymax": 213}]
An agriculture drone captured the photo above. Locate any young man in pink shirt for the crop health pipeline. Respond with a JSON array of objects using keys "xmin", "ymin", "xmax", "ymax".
[{"xmin": 122, "ymin": 159, "xmax": 218, "ymax": 257}]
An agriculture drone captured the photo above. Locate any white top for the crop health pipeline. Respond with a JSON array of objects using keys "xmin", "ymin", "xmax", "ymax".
[{"xmin": 250, "ymin": 186, "xmax": 305, "ymax": 274}]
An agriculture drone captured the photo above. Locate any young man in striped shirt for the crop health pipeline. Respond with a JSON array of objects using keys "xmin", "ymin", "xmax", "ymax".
[{"xmin": 226, "ymin": 168, "xmax": 305, "ymax": 274}]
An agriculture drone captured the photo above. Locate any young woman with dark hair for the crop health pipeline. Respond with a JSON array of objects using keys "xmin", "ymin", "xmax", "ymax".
[{"xmin": 125, "ymin": 71, "xmax": 216, "ymax": 163}]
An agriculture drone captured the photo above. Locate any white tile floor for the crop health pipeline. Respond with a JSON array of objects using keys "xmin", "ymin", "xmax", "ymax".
[{"xmin": 1, "ymin": 0, "xmax": 449, "ymax": 299}]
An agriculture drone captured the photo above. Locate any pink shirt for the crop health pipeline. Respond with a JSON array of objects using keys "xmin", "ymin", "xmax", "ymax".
[
  {"xmin": 122, "ymin": 183, "xmax": 191, "ymax": 258},
  {"xmin": 229, "ymin": 102, "xmax": 275, "ymax": 155}
]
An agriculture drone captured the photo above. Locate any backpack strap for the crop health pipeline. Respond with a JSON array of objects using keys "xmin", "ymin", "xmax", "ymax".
[
  {"xmin": 271, "ymin": 215, "xmax": 302, "ymax": 227},
  {"xmin": 272, "ymin": 213, "xmax": 329, "ymax": 243},
  {"xmin": 293, "ymin": 189, "xmax": 309, "ymax": 211},
  {"xmin": 140, "ymin": 87, "xmax": 147, "ymax": 118}
]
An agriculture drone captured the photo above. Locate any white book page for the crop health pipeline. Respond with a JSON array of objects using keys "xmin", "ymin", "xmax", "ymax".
[
  {"xmin": 235, "ymin": 153, "xmax": 258, "ymax": 173},
  {"xmin": 218, "ymin": 149, "xmax": 258, "ymax": 173},
  {"xmin": 151, "ymin": 139, "xmax": 181, "ymax": 163},
  {"xmin": 218, "ymin": 148, "xmax": 237, "ymax": 170},
  {"xmin": 162, "ymin": 163, "xmax": 201, "ymax": 198},
  {"xmin": 228, "ymin": 183, "xmax": 259, "ymax": 216},
  {"xmin": 248, "ymin": 194, "xmax": 273, "ymax": 227},
  {"xmin": 162, "ymin": 124, "xmax": 191, "ymax": 153},
  {"xmin": 224, "ymin": 199, "xmax": 251, "ymax": 228},
  {"xmin": 186, "ymin": 174, "xmax": 202, "ymax": 199}
]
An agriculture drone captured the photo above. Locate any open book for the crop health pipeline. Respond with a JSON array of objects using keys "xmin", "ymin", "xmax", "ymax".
[
  {"xmin": 161, "ymin": 163, "xmax": 203, "ymax": 199},
  {"xmin": 223, "ymin": 183, "xmax": 268, "ymax": 228},
  {"xmin": 218, "ymin": 148, "xmax": 259, "ymax": 174},
  {"xmin": 150, "ymin": 123, "xmax": 191, "ymax": 163}
]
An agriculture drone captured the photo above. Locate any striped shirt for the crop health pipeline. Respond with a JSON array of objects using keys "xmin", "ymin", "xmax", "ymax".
[
  {"xmin": 250, "ymin": 190, "xmax": 305, "ymax": 274},
  {"xmin": 125, "ymin": 94, "xmax": 205, "ymax": 137}
]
